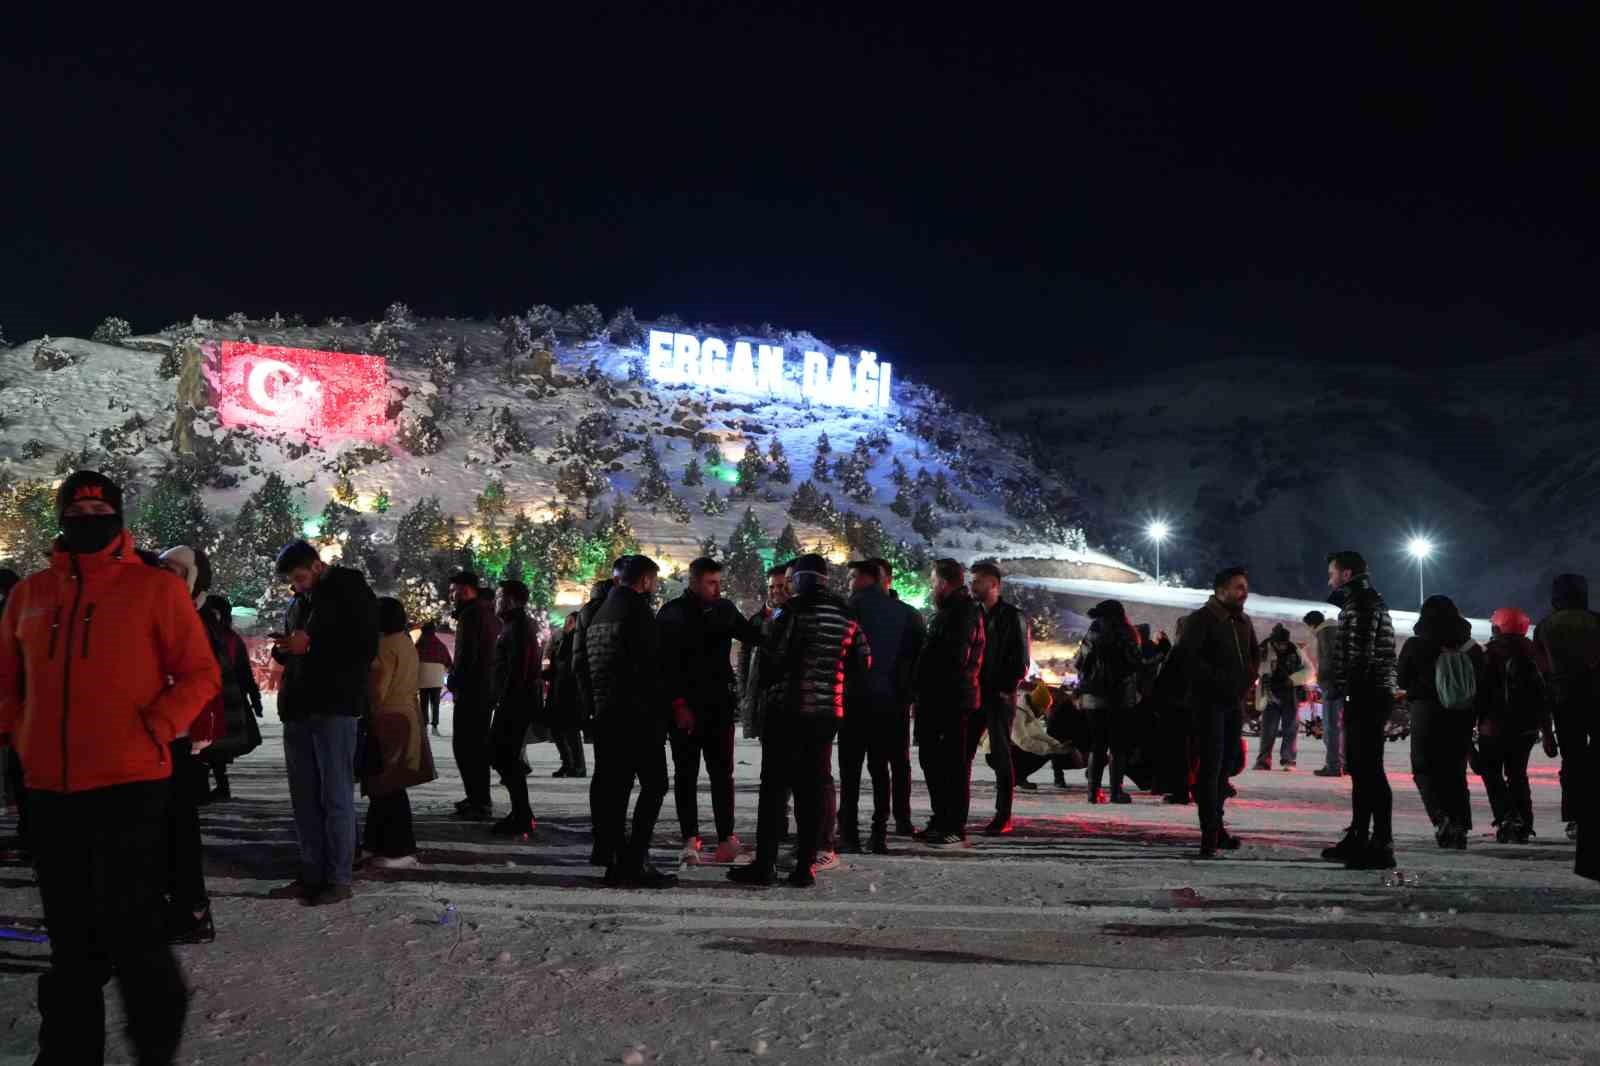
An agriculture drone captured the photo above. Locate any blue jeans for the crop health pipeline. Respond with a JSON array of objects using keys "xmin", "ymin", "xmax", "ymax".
[
  {"xmin": 283, "ymin": 716, "xmax": 359, "ymax": 888},
  {"xmin": 1257, "ymin": 695, "xmax": 1299, "ymax": 766},
  {"xmin": 1322, "ymin": 690, "xmax": 1345, "ymax": 772},
  {"xmin": 1196, "ymin": 700, "xmax": 1243, "ymax": 835}
]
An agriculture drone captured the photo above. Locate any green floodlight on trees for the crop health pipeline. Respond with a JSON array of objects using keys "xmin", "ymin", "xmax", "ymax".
[
  {"xmin": 713, "ymin": 465, "xmax": 739, "ymax": 485},
  {"xmin": 302, "ymin": 518, "xmax": 322, "ymax": 539}
]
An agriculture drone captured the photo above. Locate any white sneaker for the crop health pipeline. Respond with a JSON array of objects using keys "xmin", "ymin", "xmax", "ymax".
[
  {"xmin": 713, "ymin": 835, "xmax": 742, "ymax": 863},
  {"xmin": 813, "ymin": 850, "xmax": 839, "ymax": 873},
  {"xmin": 371, "ymin": 854, "xmax": 420, "ymax": 870},
  {"xmin": 680, "ymin": 837, "xmax": 704, "ymax": 865}
]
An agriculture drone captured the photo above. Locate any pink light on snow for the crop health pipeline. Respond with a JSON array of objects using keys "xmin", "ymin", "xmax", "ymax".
[{"xmin": 213, "ymin": 341, "xmax": 392, "ymax": 443}]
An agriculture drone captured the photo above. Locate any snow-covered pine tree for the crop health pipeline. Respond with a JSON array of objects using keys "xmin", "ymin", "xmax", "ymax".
[
  {"xmin": 131, "ymin": 473, "xmax": 215, "ymax": 554},
  {"xmin": 92, "ymin": 316, "xmax": 132, "ymax": 346},
  {"xmin": 682, "ymin": 457, "xmax": 704, "ymax": 487},
  {"xmin": 890, "ymin": 456, "xmax": 909, "ymax": 486},
  {"xmin": 698, "ymin": 535, "xmax": 720, "ymax": 561},
  {"xmin": 912, "ymin": 500, "xmax": 941, "ymax": 542},
  {"xmin": 476, "ymin": 475, "xmax": 509, "ymax": 520},
  {"xmin": 560, "ymin": 304, "xmax": 605, "ymax": 339},
  {"xmin": 383, "ymin": 302, "xmax": 414, "ymax": 328},
  {"xmin": 890, "ymin": 484, "xmax": 915, "ymax": 518},
  {"xmin": 774, "ymin": 522, "xmax": 802, "ymax": 562},
  {"xmin": 605, "ymin": 307, "xmax": 645, "ymax": 348},
  {"xmin": 524, "ymin": 304, "xmax": 561, "ymax": 335},
  {"xmin": 723, "ymin": 507, "xmax": 770, "ymax": 608},
  {"xmin": 816, "ymin": 431, "xmax": 832, "ymax": 458},
  {"xmin": 812, "ymin": 449, "xmax": 832, "ymax": 483},
  {"xmin": 788, "ymin": 480, "xmax": 823, "ymax": 522},
  {"xmin": 666, "ymin": 493, "xmax": 693, "ymax": 524},
  {"xmin": 735, "ymin": 441, "xmax": 767, "ymax": 497},
  {"xmin": 374, "ymin": 487, "xmax": 391, "ymax": 514},
  {"xmin": 768, "ymin": 437, "xmax": 786, "ymax": 463},
  {"xmin": 633, "ymin": 436, "xmax": 671, "ymax": 506},
  {"xmin": 840, "ymin": 453, "xmax": 872, "ymax": 504},
  {"xmin": 702, "ymin": 488, "xmax": 729, "ymax": 516},
  {"xmin": 556, "ymin": 457, "xmax": 610, "ymax": 519},
  {"xmin": 851, "ymin": 435, "xmax": 874, "ymax": 469},
  {"xmin": 501, "ymin": 314, "xmax": 535, "ymax": 383}
]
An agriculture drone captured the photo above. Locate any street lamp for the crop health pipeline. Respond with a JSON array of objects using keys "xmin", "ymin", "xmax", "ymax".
[
  {"xmin": 1406, "ymin": 536, "xmax": 1434, "ymax": 607},
  {"xmin": 1146, "ymin": 520, "xmax": 1171, "ymax": 585}
]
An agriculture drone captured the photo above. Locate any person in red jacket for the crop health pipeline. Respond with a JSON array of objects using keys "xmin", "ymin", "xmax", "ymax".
[
  {"xmin": 415, "ymin": 621, "xmax": 453, "ymax": 736},
  {"xmin": 0, "ymin": 471, "xmax": 221, "ymax": 1066}
]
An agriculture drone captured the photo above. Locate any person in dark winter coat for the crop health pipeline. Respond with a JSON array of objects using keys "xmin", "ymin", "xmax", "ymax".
[
  {"xmin": 574, "ymin": 559, "xmax": 627, "ymax": 865},
  {"xmin": 968, "ymin": 562, "xmax": 1030, "ymax": 834},
  {"xmin": 200, "ymin": 595, "xmax": 264, "ymax": 803},
  {"xmin": 1397, "ymin": 594, "xmax": 1484, "ymax": 849},
  {"xmin": 447, "ymin": 571, "xmax": 503, "ymax": 821},
  {"xmin": 270, "ymin": 539, "xmax": 380, "ymax": 906},
  {"xmin": 1075, "ymin": 599, "xmax": 1144, "ymax": 804},
  {"xmin": 544, "ymin": 613, "xmax": 586, "ymax": 777},
  {"xmin": 1176, "ymin": 567, "xmax": 1260, "ymax": 857},
  {"xmin": 658, "ymin": 557, "xmax": 763, "ymax": 865},
  {"xmin": 487, "ymin": 581, "xmax": 542, "ymax": 838},
  {"xmin": 738, "ymin": 564, "xmax": 790, "ymax": 739},
  {"xmin": 1254, "ymin": 623, "xmax": 1305, "ymax": 771},
  {"xmin": 1476, "ymin": 607, "xmax": 1557, "ymax": 843},
  {"xmin": 1319, "ymin": 551, "xmax": 1399, "ymax": 871},
  {"xmin": 838, "ymin": 559, "xmax": 923, "ymax": 853},
  {"xmin": 912, "ymin": 559, "xmax": 985, "ymax": 845},
  {"xmin": 1532, "ymin": 573, "xmax": 1600, "ymax": 873},
  {"xmin": 415, "ymin": 622, "xmax": 452, "ymax": 734},
  {"xmin": 573, "ymin": 555, "xmax": 675, "ymax": 888},
  {"xmin": 1149, "ymin": 617, "xmax": 1197, "ymax": 804},
  {"xmin": 1308, "ymin": 599, "xmax": 1347, "ymax": 777},
  {"xmin": 874, "ymin": 557, "xmax": 924, "ymax": 830},
  {"xmin": 730, "ymin": 554, "xmax": 870, "ymax": 887}
]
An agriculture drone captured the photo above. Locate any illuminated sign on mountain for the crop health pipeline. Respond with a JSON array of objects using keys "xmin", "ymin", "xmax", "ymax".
[{"xmin": 645, "ymin": 330, "xmax": 892, "ymax": 410}]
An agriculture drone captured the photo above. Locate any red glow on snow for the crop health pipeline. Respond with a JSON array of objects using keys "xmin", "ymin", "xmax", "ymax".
[{"xmin": 214, "ymin": 341, "xmax": 391, "ymax": 443}]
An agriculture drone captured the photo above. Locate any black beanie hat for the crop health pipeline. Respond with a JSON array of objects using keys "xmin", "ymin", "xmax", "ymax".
[{"xmin": 56, "ymin": 470, "xmax": 124, "ymax": 520}]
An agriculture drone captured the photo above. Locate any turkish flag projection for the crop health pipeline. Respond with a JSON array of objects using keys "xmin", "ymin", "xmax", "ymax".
[{"xmin": 213, "ymin": 341, "xmax": 392, "ymax": 443}]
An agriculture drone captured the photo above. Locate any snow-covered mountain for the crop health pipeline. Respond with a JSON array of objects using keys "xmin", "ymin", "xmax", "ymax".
[
  {"xmin": 0, "ymin": 310, "xmax": 1134, "ymax": 626},
  {"xmin": 990, "ymin": 337, "xmax": 1600, "ymax": 617}
]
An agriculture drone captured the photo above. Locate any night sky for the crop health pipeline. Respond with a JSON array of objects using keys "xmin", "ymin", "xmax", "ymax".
[{"xmin": 3, "ymin": 8, "xmax": 1596, "ymax": 390}]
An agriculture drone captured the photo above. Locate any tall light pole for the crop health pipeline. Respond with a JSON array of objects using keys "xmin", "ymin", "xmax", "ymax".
[
  {"xmin": 1146, "ymin": 520, "xmax": 1171, "ymax": 585},
  {"xmin": 1406, "ymin": 536, "xmax": 1434, "ymax": 608}
]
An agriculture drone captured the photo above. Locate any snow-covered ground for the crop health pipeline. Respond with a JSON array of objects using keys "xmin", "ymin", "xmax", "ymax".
[{"xmin": 3, "ymin": 697, "xmax": 1596, "ymax": 1065}]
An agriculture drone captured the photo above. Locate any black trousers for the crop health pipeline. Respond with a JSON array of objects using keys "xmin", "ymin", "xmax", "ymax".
[
  {"xmin": 963, "ymin": 697, "xmax": 1017, "ymax": 824},
  {"xmin": 452, "ymin": 696, "xmax": 493, "ymax": 807},
  {"xmin": 669, "ymin": 721, "xmax": 736, "ymax": 842},
  {"xmin": 420, "ymin": 689, "xmax": 442, "ymax": 728},
  {"xmin": 32, "ymin": 780, "xmax": 189, "ymax": 1066},
  {"xmin": 490, "ymin": 703, "xmax": 534, "ymax": 820},
  {"xmin": 838, "ymin": 710, "xmax": 910, "ymax": 834},
  {"xmin": 1344, "ymin": 689, "xmax": 1394, "ymax": 843},
  {"xmin": 165, "ymin": 741, "xmax": 208, "ymax": 912},
  {"xmin": 1553, "ymin": 702, "xmax": 1593, "ymax": 825},
  {"xmin": 1409, "ymin": 699, "xmax": 1472, "ymax": 829},
  {"xmin": 917, "ymin": 711, "xmax": 969, "ymax": 835},
  {"xmin": 754, "ymin": 716, "xmax": 838, "ymax": 869},
  {"xmin": 554, "ymin": 728, "xmax": 587, "ymax": 774},
  {"xmin": 363, "ymin": 789, "xmax": 416, "ymax": 857},
  {"xmin": 1194, "ymin": 700, "xmax": 1241, "ymax": 835},
  {"xmin": 592, "ymin": 718, "xmax": 669, "ymax": 869},
  {"xmin": 6, "ymin": 745, "xmax": 29, "ymax": 851},
  {"xmin": 1085, "ymin": 704, "xmax": 1129, "ymax": 796},
  {"xmin": 1475, "ymin": 732, "xmax": 1535, "ymax": 831}
]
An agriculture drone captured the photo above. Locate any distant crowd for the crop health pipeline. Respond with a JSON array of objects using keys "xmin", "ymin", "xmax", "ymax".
[{"xmin": 0, "ymin": 470, "xmax": 1596, "ymax": 1063}]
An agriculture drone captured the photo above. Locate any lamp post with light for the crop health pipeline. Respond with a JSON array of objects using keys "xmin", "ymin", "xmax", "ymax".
[
  {"xmin": 1146, "ymin": 521, "xmax": 1171, "ymax": 585},
  {"xmin": 1406, "ymin": 536, "xmax": 1434, "ymax": 608}
]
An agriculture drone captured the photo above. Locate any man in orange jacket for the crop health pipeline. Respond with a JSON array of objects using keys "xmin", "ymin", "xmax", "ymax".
[{"xmin": 0, "ymin": 471, "xmax": 221, "ymax": 1066}]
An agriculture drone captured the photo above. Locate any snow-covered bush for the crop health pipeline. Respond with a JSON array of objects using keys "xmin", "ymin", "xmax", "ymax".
[
  {"xmin": 32, "ymin": 336, "xmax": 75, "ymax": 371},
  {"xmin": 523, "ymin": 304, "xmax": 561, "ymax": 335},
  {"xmin": 682, "ymin": 458, "xmax": 704, "ymax": 487},
  {"xmin": 912, "ymin": 501, "xmax": 942, "ymax": 542},
  {"xmin": 92, "ymin": 316, "xmax": 132, "ymax": 345},
  {"xmin": 702, "ymin": 489, "xmax": 729, "ymax": 516},
  {"xmin": 225, "ymin": 312, "xmax": 250, "ymax": 334},
  {"xmin": 383, "ymin": 301, "xmax": 415, "ymax": 328},
  {"xmin": 397, "ymin": 413, "xmax": 445, "ymax": 456},
  {"xmin": 98, "ymin": 413, "xmax": 150, "ymax": 455},
  {"xmin": 480, "ymin": 406, "xmax": 532, "ymax": 458},
  {"xmin": 606, "ymin": 307, "xmax": 645, "ymax": 348},
  {"xmin": 561, "ymin": 304, "xmax": 605, "ymax": 339}
]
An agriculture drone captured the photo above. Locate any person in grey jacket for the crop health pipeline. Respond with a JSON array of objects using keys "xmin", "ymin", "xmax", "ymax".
[{"xmin": 1306, "ymin": 605, "xmax": 1346, "ymax": 776}]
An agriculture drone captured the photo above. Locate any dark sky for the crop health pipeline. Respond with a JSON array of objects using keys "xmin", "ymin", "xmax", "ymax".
[{"xmin": 3, "ymin": 7, "xmax": 1596, "ymax": 389}]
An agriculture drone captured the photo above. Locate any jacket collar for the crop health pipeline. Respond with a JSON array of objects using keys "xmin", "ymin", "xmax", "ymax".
[
  {"xmin": 939, "ymin": 586, "xmax": 975, "ymax": 610},
  {"xmin": 49, "ymin": 528, "xmax": 138, "ymax": 577},
  {"xmin": 1206, "ymin": 595, "xmax": 1244, "ymax": 621}
]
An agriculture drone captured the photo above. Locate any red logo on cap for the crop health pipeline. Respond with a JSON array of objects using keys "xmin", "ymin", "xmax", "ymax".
[{"xmin": 73, "ymin": 485, "xmax": 104, "ymax": 501}]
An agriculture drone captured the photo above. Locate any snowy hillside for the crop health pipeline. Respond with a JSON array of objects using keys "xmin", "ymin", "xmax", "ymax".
[
  {"xmin": 990, "ymin": 341, "xmax": 1600, "ymax": 616},
  {"xmin": 0, "ymin": 310, "xmax": 1130, "ymax": 624}
]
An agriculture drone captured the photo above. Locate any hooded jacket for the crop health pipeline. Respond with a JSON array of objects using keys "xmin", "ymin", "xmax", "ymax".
[
  {"xmin": 1480, "ymin": 631, "xmax": 1547, "ymax": 736},
  {"xmin": 273, "ymin": 565, "xmax": 381, "ymax": 720},
  {"xmin": 915, "ymin": 585, "xmax": 986, "ymax": 717},
  {"xmin": 1397, "ymin": 595, "xmax": 1483, "ymax": 705},
  {"xmin": 1534, "ymin": 574, "xmax": 1600, "ymax": 700},
  {"xmin": 0, "ymin": 530, "xmax": 221, "ymax": 793},
  {"xmin": 1327, "ymin": 572, "xmax": 1398, "ymax": 696},
  {"xmin": 759, "ymin": 581, "xmax": 870, "ymax": 723},
  {"xmin": 1176, "ymin": 595, "xmax": 1261, "ymax": 706}
]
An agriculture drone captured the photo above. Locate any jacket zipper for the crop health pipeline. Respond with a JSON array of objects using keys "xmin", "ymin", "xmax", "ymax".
[
  {"xmin": 46, "ymin": 606, "xmax": 62, "ymax": 659},
  {"xmin": 81, "ymin": 603, "xmax": 96, "ymax": 658},
  {"xmin": 60, "ymin": 558, "xmax": 86, "ymax": 791}
]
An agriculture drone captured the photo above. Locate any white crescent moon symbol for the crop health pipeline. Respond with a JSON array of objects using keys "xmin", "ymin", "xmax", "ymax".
[{"xmin": 246, "ymin": 359, "xmax": 301, "ymax": 416}]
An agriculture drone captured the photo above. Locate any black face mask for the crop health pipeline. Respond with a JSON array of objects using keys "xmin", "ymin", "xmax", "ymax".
[{"xmin": 59, "ymin": 514, "xmax": 122, "ymax": 555}]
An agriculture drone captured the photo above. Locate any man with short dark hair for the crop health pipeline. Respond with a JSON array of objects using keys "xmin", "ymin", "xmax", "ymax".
[
  {"xmin": 968, "ymin": 561, "xmax": 1030, "ymax": 835},
  {"xmin": 913, "ymin": 559, "xmax": 986, "ymax": 845},
  {"xmin": 0, "ymin": 471, "xmax": 220, "ymax": 1062},
  {"xmin": 574, "ymin": 554, "xmax": 675, "ymax": 887},
  {"xmin": 1176, "ymin": 566, "xmax": 1260, "ymax": 858},
  {"xmin": 657, "ymin": 557, "xmax": 762, "ymax": 865},
  {"xmin": 731, "ymin": 554, "xmax": 869, "ymax": 887},
  {"xmin": 575, "ymin": 557, "xmax": 629, "ymax": 866},
  {"xmin": 871, "ymin": 557, "xmax": 923, "ymax": 831},
  {"xmin": 271, "ymin": 539, "xmax": 381, "ymax": 904},
  {"xmin": 839, "ymin": 559, "xmax": 924, "ymax": 853},
  {"xmin": 1319, "ymin": 550, "xmax": 1399, "ymax": 870},
  {"xmin": 447, "ymin": 570, "xmax": 502, "ymax": 821},
  {"xmin": 488, "ymin": 580, "xmax": 541, "ymax": 838}
]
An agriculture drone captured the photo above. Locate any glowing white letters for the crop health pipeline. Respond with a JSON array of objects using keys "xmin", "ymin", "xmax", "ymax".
[{"xmin": 646, "ymin": 329, "xmax": 892, "ymax": 409}]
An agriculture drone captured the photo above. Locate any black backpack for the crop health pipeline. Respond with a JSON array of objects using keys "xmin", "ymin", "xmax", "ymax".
[{"xmin": 1502, "ymin": 652, "xmax": 1544, "ymax": 717}]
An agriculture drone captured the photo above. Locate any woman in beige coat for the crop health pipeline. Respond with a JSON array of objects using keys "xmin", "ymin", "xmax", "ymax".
[{"xmin": 361, "ymin": 597, "xmax": 437, "ymax": 868}]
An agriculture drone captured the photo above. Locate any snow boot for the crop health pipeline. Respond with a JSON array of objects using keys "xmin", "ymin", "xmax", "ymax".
[
  {"xmin": 1496, "ymin": 817, "xmax": 1522, "ymax": 845},
  {"xmin": 1216, "ymin": 826, "xmax": 1242, "ymax": 851},
  {"xmin": 490, "ymin": 813, "xmax": 536, "ymax": 838},
  {"xmin": 869, "ymin": 829, "xmax": 890, "ymax": 855},
  {"xmin": 786, "ymin": 864, "xmax": 817, "ymax": 888},
  {"xmin": 1321, "ymin": 829, "xmax": 1367, "ymax": 863},
  {"xmin": 728, "ymin": 862, "xmax": 777, "ymax": 887},
  {"xmin": 1198, "ymin": 830, "xmax": 1221, "ymax": 859}
]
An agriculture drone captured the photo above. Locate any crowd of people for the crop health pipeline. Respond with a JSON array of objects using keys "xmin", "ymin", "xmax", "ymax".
[{"xmin": 0, "ymin": 469, "xmax": 1596, "ymax": 1063}]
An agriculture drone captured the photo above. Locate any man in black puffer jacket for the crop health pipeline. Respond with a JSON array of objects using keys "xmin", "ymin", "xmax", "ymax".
[
  {"xmin": 730, "ymin": 554, "xmax": 870, "ymax": 888},
  {"xmin": 657, "ymin": 557, "xmax": 762, "ymax": 865},
  {"xmin": 574, "ymin": 558, "xmax": 626, "ymax": 864},
  {"xmin": 271, "ymin": 540, "xmax": 380, "ymax": 905},
  {"xmin": 1320, "ymin": 550, "xmax": 1399, "ymax": 870},
  {"xmin": 573, "ymin": 555, "xmax": 674, "ymax": 888},
  {"xmin": 913, "ymin": 559, "xmax": 986, "ymax": 846}
]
